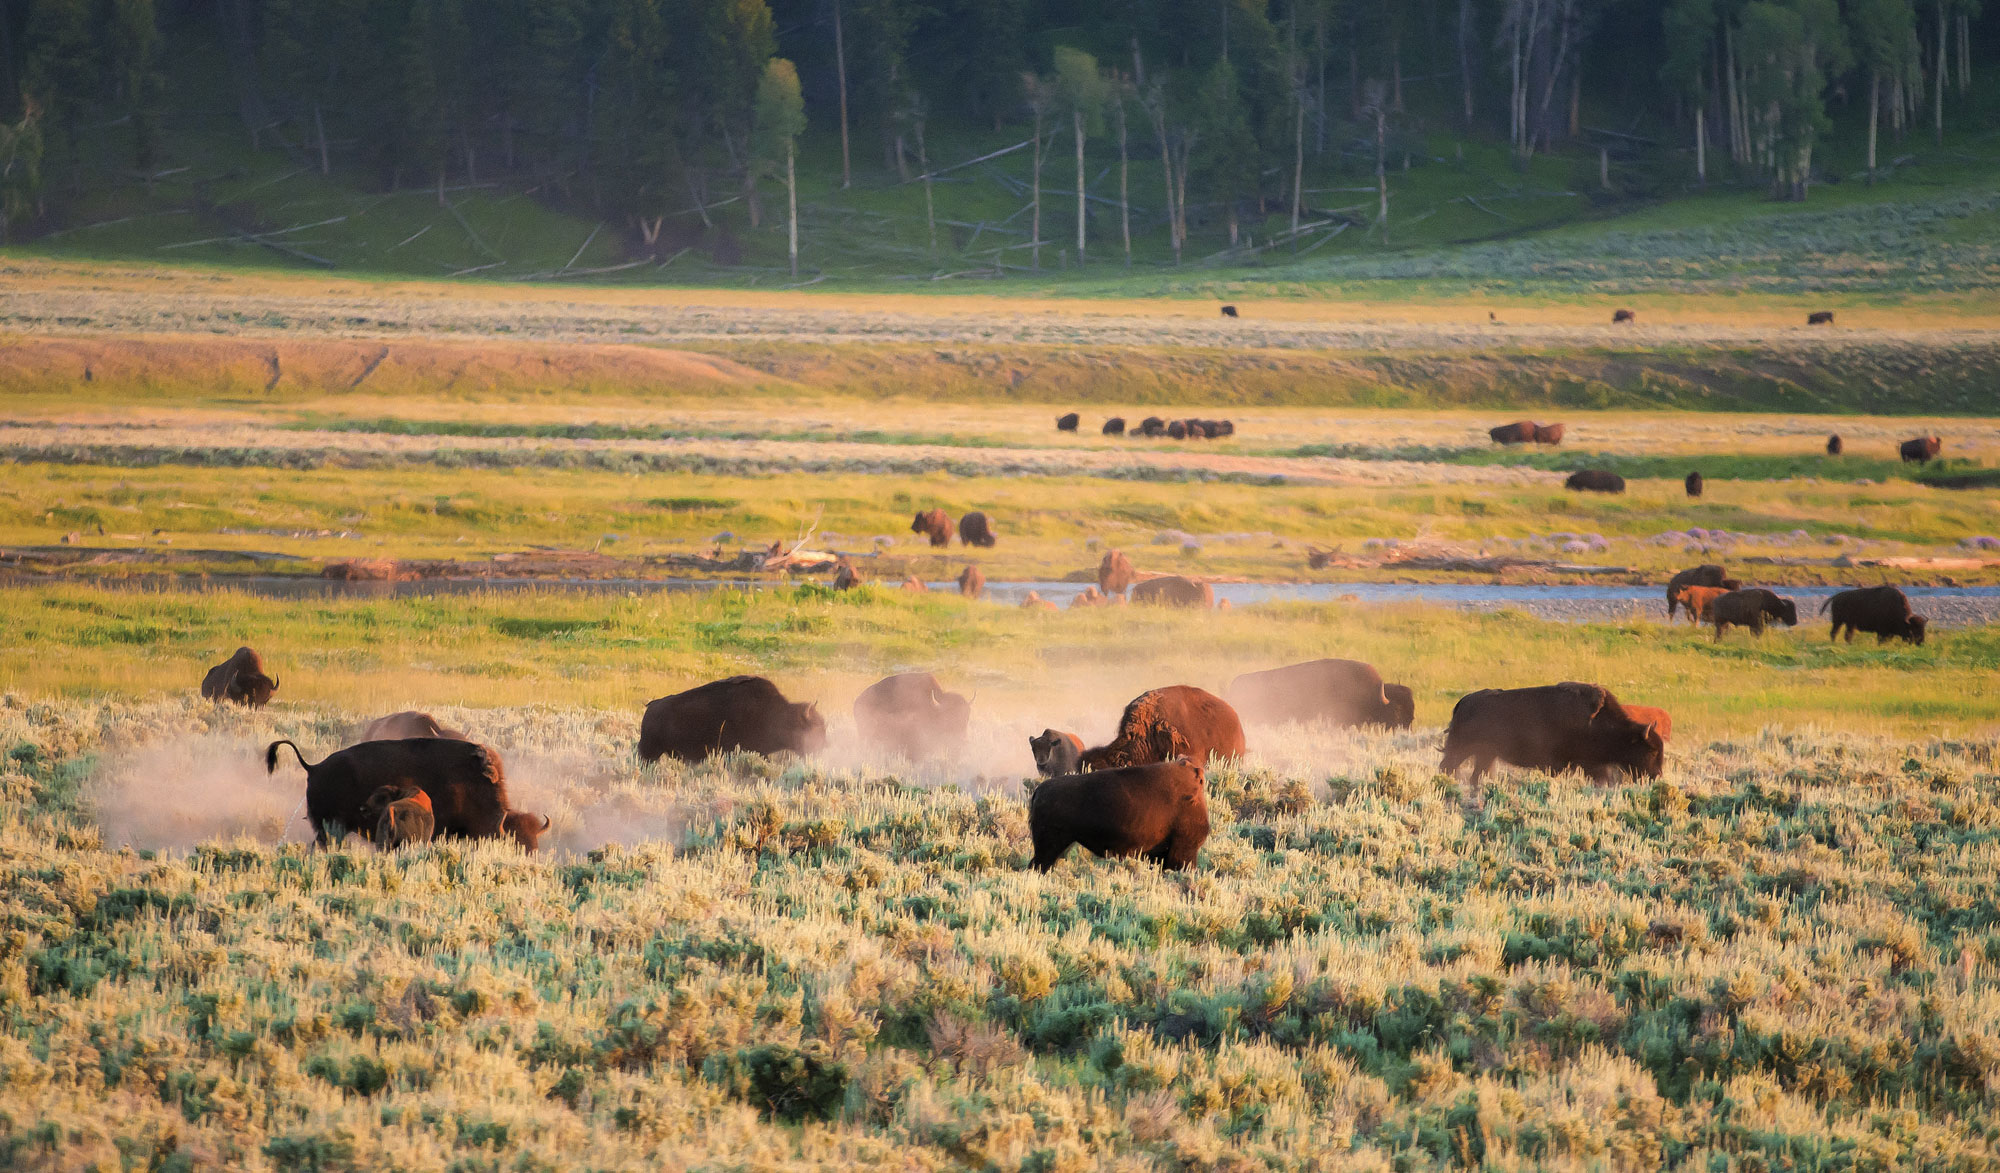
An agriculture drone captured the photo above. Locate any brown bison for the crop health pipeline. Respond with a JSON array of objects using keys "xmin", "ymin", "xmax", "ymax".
[
  {"xmin": 1056, "ymin": 412, "xmax": 1080, "ymax": 431},
  {"xmin": 367, "ymin": 783, "xmax": 435, "ymax": 849},
  {"xmin": 1710, "ymin": 588, "xmax": 1799, "ymax": 639},
  {"xmin": 1069, "ymin": 585, "xmax": 1106, "ymax": 608},
  {"xmin": 1030, "ymin": 729, "xmax": 1084, "ymax": 777},
  {"xmin": 1021, "ymin": 590, "xmax": 1058, "ymax": 611},
  {"xmin": 1565, "ymin": 470, "xmax": 1625, "ymax": 493},
  {"xmin": 1900, "ymin": 436, "xmax": 1943, "ymax": 464},
  {"xmin": 637, "ymin": 675, "xmax": 826, "ymax": 764},
  {"xmin": 1078, "ymin": 685, "xmax": 1245, "ymax": 772},
  {"xmin": 959, "ymin": 511, "xmax": 996, "ymax": 547},
  {"xmin": 502, "ymin": 810, "xmax": 552, "ymax": 852},
  {"xmin": 1227, "ymin": 659, "xmax": 1416, "ymax": 730},
  {"xmin": 1533, "ymin": 423, "xmax": 1565, "ymax": 445},
  {"xmin": 1219, "ymin": 304, "xmax": 1239, "ymax": 318},
  {"xmin": 1826, "ymin": 434, "xmax": 1843, "ymax": 455},
  {"xmin": 1619, "ymin": 704, "xmax": 1673, "ymax": 741},
  {"xmin": 1138, "ymin": 416, "xmax": 1167, "ymax": 437},
  {"xmin": 1029, "ymin": 759, "xmax": 1209, "ymax": 871},
  {"xmin": 360, "ymin": 711, "xmax": 468, "ymax": 742},
  {"xmin": 958, "ymin": 564, "xmax": 985, "ymax": 598},
  {"xmin": 911, "ymin": 509, "xmax": 954, "ymax": 547},
  {"xmin": 1808, "ymin": 311, "xmax": 1835, "ymax": 325},
  {"xmin": 266, "ymin": 737, "xmax": 537, "ymax": 847},
  {"xmin": 901, "ymin": 575, "xmax": 929, "ymax": 593},
  {"xmin": 854, "ymin": 672, "xmax": 971, "ymax": 759},
  {"xmin": 1612, "ymin": 308, "xmax": 1635, "ymax": 324},
  {"xmin": 1666, "ymin": 565, "xmax": 1739, "ymax": 619},
  {"xmin": 832, "ymin": 559, "xmax": 863, "ymax": 590},
  {"xmin": 1211, "ymin": 419, "xmax": 1235, "ymax": 437},
  {"xmin": 1130, "ymin": 575, "xmax": 1214, "ymax": 608},
  {"xmin": 1489, "ymin": 421, "xmax": 1537, "ymax": 444},
  {"xmin": 1167, "ymin": 420, "xmax": 1188, "ymax": 440},
  {"xmin": 1677, "ymin": 585, "xmax": 1731, "ymax": 625},
  {"xmin": 1441, "ymin": 683, "xmax": 1664, "ymax": 784},
  {"xmin": 1685, "ymin": 471, "xmax": 1704, "ymax": 497},
  {"xmin": 201, "ymin": 647, "xmax": 280, "ymax": 708},
  {"xmin": 1102, "ymin": 417, "xmax": 1127, "ymax": 436},
  {"xmin": 1098, "ymin": 549, "xmax": 1136, "ymax": 597},
  {"xmin": 1822, "ymin": 585, "xmax": 1927, "ymax": 645}
]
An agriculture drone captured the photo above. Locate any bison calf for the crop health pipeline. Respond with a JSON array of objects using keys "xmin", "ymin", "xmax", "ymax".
[
  {"xmin": 1823, "ymin": 585, "xmax": 1927, "ymax": 645},
  {"xmin": 1441, "ymin": 682, "xmax": 1663, "ymax": 784},
  {"xmin": 1029, "ymin": 759, "xmax": 1209, "ymax": 871},
  {"xmin": 1030, "ymin": 729, "xmax": 1084, "ymax": 777},
  {"xmin": 368, "ymin": 783, "xmax": 435, "ymax": 849},
  {"xmin": 201, "ymin": 646, "xmax": 280, "ymax": 708},
  {"xmin": 638, "ymin": 675, "xmax": 826, "ymax": 764}
]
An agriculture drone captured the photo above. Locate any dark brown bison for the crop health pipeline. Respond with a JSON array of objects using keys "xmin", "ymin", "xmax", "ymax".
[
  {"xmin": 911, "ymin": 509, "xmax": 954, "ymax": 547},
  {"xmin": 1685, "ymin": 471, "xmax": 1704, "ymax": 497},
  {"xmin": 1130, "ymin": 575, "xmax": 1214, "ymax": 608},
  {"xmin": 1227, "ymin": 659, "xmax": 1416, "ymax": 729},
  {"xmin": 1056, "ymin": 412, "xmax": 1080, "ymax": 431},
  {"xmin": 637, "ymin": 675, "xmax": 827, "ymax": 764},
  {"xmin": 1029, "ymin": 758, "xmax": 1209, "ymax": 871},
  {"xmin": 1078, "ymin": 685, "xmax": 1245, "ymax": 772},
  {"xmin": 1219, "ymin": 304, "xmax": 1239, "ymax": 318},
  {"xmin": 1666, "ymin": 565, "xmax": 1739, "ymax": 618},
  {"xmin": 1900, "ymin": 436, "xmax": 1943, "ymax": 464},
  {"xmin": 1565, "ymin": 470, "xmax": 1625, "ymax": 493},
  {"xmin": 367, "ymin": 783, "xmax": 435, "ymax": 849},
  {"xmin": 1440, "ymin": 682, "xmax": 1664, "ymax": 784},
  {"xmin": 360, "ymin": 711, "xmax": 468, "ymax": 742},
  {"xmin": 1030, "ymin": 729, "xmax": 1084, "ymax": 777},
  {"xmin": 1533, "ymin": 423, "xmax": 1565, "ymax": 445},
  {"xmin": 201, "ymin": 647, "xmax": 280, "ymax": 708},
  {"xmin": 853, "ymin": 672, "xmax": 971, "ymax": 759},
  {"xmin": 1808, "ymin": 311, "xmax": 1835, "ymax": 325},
  {"xmin": 958, "ymin": 564, "xmax": 985, "ymax": 598},
  {"xmin": 1823, "ymin": 585, "xmax": 1927, "ymax": 645},
  {"xmin": 832, "ymin": 559, "xmax": 863, "ymax": 590},
  {"xmin": 1826, "ymin": 434, "xmax": 1844, "ymax": 455},
  {"xmin": 1167, "ymin": 420, "xmax": 1188, "ymax": 440},
  {"xmin": 1098, "ymin": 549, "xmax": 1136, "ymax": 597},
  {"xmin": 1612, "ymin": 308, "xmax": 1635, "ymax": 324},
  {"xmin": 266, "ymin": 738, "xmax": 529, "ymax": 847},
  {"xmin": 1619, "ymin": 704, "xmax": 1673, "ymax": 741},
  {"xmin": 1710, "ymin": 588, "xmax": 1799, "ymax": 639},
  {"xmin": 1139, "ymin": 416, "xmax": 1167, "ymax": 437},
  {"xmin": 1489, "ymin": 421, "xmax": 1537, "ymax": 445},
  {"xmin": 959, "ymin": 511, "xmax": 996, "ymax": 547},
  {"xmin": 1211, "ymin": 420, "xmax": 1235, "ymax": 437},
  {"xmin": 1102, "ymin": 417, "xmax": 1127, "ymax": 436}
]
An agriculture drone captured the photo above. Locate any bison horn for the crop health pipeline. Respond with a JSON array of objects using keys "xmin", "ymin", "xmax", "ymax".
[{"xmin": 539, "ymin": 814, "xmax": 552, "ymax": 832}]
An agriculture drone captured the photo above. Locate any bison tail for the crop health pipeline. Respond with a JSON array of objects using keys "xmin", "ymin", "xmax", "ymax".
[
  {"xmin": 265, "ymin": 739, "xmax": 311, "ymax": 776},
  {"xmin": 1817, "ymin": 596, "xmax": 1833, "ymax": 615}
]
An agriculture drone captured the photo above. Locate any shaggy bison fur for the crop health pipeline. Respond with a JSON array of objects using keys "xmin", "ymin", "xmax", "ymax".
[
  {"xmin": 1098, "ymin": 549, "xmax": 1136, "ymax": 597},
  {"xmin": 1078, "ymin": 686, "xmax": 1245, "ymax": 772},
  {"xmin": 637, "ymin": 675, "xmax": 826, "ymax": 764},
  {"xmin": 1710, "ymin": 588, "xmax": 1799, "ymax": 639},
  {"xmin": 1619, "ymin": 704, "xmax": 1673, "ymax": 741},
  {"xmin": 201, "ymin": 646, "xmax": 280, "ymax": 708},
  {"xmin": 911, "ymin": 508, "xmax": 954, "ymax": 547},
  {"xmin": 1227, "ymin": 658, "xmax": 1416, "ymax": 729},
  {"xmin": 1030, "ymin": 729, "xmax": 1084, "ymax": 777},
  {"xmin": 1441, "ymin": 682, "xmax": 1664, "ymax": 784},
  {"xmin": 854, "ymin": 672, "xmax": 971, "ymax": 759},
  {"xmin": 1823, "ymin": 585, "xmax": 1927, "ymax": 645},
  {"xmin": 1029, "ymin": 758, "xmax": 1209, "ymax": 871}
]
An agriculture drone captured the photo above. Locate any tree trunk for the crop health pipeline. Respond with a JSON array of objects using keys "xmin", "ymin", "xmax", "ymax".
[
  {"xmin": 1375, "ymin": 108, "xmax": 1388, "ymax": 234},
  {"xmin": 1154, "ymin": 107, "xmax": 1179, "ymax": 264},
  {"xmin": 315, "ymin": 106, "xmax": 329, "ymax": 175},
  {"xmin": 1569, "ymin": 72, "xmax": 1580, "ymax": 138},
  {"xmin": 787, "ymin": 145, "xmax": 799, "ymax": 277},
  {"xmin": 1958, "ymin": 11, "xmax": 1970, "ymax": 89},
  {"xmin": 1173, "ymin": 141, "xmax": 1189, "ymax": 262},
  {"xmin": 918, "ymin": 121, "xmax": 935, "ymax": 256},
  {"xmin": 1074, "ymin": 109, "xmax": 1086, "ymax": 262},
  {"xmin": 1117, "ymin": 102, "xmax": 1131, "ymax": 267},
  {"xmin": 1291, "ymin": 77, "xmax": 1305, "ymax": 232},
  {"xmin": 1459, "ymin": 0, "xmax": 1476, "ymax": 128},
  {"xmin": 1392, "ymin": 35, "xmax": 1404, "ymax": 111},
  {"xmin": 834, "ymin": 0, "xmax": 851, "ymax": 188},
  {"xmin": 1724, "ymin": 26, "xmax": 1743, "ymax": 164},
  {"xmin": 1031, "ymin": 112, "xmax": 1043, "ymax": 270},
  {"xmin": 1934, "ymin": 0, "xmax": 1946, "ymax": 145},
  {"xmin": 1868, "ymin": 71, "xmax": 1879, "ymax": 182},
  {"xmin": 1696, "ymin": 105, "xmax": 1706, "ymax": 185}
]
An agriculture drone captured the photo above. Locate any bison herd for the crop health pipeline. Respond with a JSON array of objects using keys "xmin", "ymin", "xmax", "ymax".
[
  {"xmin": 1060, "ymin": 414, "xmax": 1235, "ymax": 440},
  {"xmin": 1665, "ymin": 566, "xmax": 1927, "ymax": 644},
  {"xmin": 1494, "ymin": 421, "xmax": 1949, "ymax": 495}
]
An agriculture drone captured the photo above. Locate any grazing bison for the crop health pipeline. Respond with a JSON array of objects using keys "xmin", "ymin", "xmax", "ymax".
[
  {"xmin": 367, "ymin": 783, "xmax": 435, "ymax": 849},
  {"xmin": 911, "ymin": 508, "xmax": 954, "ymax": 547},
  {"xmin": 1167, "ymin": 420, "xmax": 1188, "ymax": 440},
  {"xmin": 1612, "ymin": 308, "xmax": 1635, "ymax": 324},
  {"xmin": 831, "ymin": 559, "xmax": 863, "ymax": 590},
  {"xmin": 1139, "ymin": 416, "xmax": 1167, "ymax": 437},
  {"xmin": 1130, "ymin": 575, "xmax": 1215, "ymax": 608},
  {"xmin": 1620, "ymin": 704, "xmax": 1673, "ymax": 741},
  {"xmin": 1666, "ymin": 565, "xmax": 1738, "ymax": 619},
  {"xmin": 1021, "ymin": 591, "xmax": 1058, "ymax": 611},
  {"xmin": 959, "ymin": 511, "xmax": 996, "ymax": 547},
  {"xmin": 1070, "ymin": 585, "xmax": 1106, "ymax": 608},
  {"xmin": 1056, "ymin": 412, "xmax": 1080, "ymax": 431},
  {"xmin": 1030, "ymin": 729, "xmax": 1084, "ymax": 777},
  {"xmin": 266, "ymin": 737, "xmax": 518, "ymax": 847},
  {"xmin": 501, "ymin": 810, "xmax": 552, "ymax": 852},
  {"xmin": 1098, "ymin": 549, "xmax": 1137, "ymax": 597},
  {"xmin": 1533, "ymin": 423, "xmax": 1566, "ymax": 445},
  {"xmin": 957, "ymin": 564, "xmax": 985, "ymax": 598},
  {"xmin": 1685, "ymin": 471, "xmax": 1704, "ymax": 498},
  {"xmin": 1029, "ymin": 759, "xmax": 1209, "ymax": 871},
  {"xmin": 1441, "ymin": 683, "xmax": 1664, "ymax": 784},
  {"xmin": 1823, "ymin": 585, "xmax": 1928, "ymax": 645},
  {"xmin": 1489, "ymin": 421, "xmax": 1537, "ymax": 445},
  {"xmin": 1220, "ymin": 304, "xmax": 1239, "ymax": 318},
  {"xmin": 901, "ymin": 575, "xmax": 929, "ymax": 593},
  {"xmin": 1102, "ymin": 417, "xmax": 1127, "ymax": 436},
  {"xmin": 1710, "ymin": 588, "xmax": 1799, "ymax": 639},
  {"xmin": 854, "ymin": 672, "xmax": 971, "ymax": 759},
  {"xmin": 637, "ymin": 675, "xmax": 826, "ymax": 764},
  {"xmin": 201, "ymin": 647, "xmax": 280, "ymax": 708},
  {"xmin": 1565, "ymin": 470, "xmax": 1626, "ymax": 493},
  {"xmin": 1212, "ymin": 420, "xmax": 1235, "ymax": 437},
  {"xmin": 1227, "ymin": 659, "xmax": 1416, "ymax": 729},
  {"xmin": 1808, "ymin": 311, "xmax": 1835, "ymax": 325},
  {"xmin": 1677, "ymin": 585, "xmax": 1731, "ymax": 625},
  {"xmin": 1826, "ymin": 434, "xmax": 1843, "ymax": 455},
  {"xmin": 1078, "ymin": 685, "xmax": 1245, "ymax": 772},
  {"xmin": 1900, "ymin": 436, "xmax": 1943, "ymax": 464},
  {"xmin": 360, "ymin": 711, "xmax": 468, "ymax": 742}
]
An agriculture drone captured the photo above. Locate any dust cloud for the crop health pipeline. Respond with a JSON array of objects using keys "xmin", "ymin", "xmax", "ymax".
[{"xmin": 89, "ymin": 733, "xmax": 312, "ymax": 851}]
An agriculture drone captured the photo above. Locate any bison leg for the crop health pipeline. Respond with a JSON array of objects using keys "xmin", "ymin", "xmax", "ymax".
[{"xmin": 1029, "ymin": 833, "xmax": 1074, "ymax": 872}]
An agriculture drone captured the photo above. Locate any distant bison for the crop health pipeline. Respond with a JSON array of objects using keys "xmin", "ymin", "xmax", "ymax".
[
  {"xmin": 201, "ymin": 646, "xmax": 280, "ymax": 708},
  {"xmin": 911, "ymin": 508, "xmax": 954, "ymax": 547},
  {"xmin": 1029, "ymin": 759, "xmax": 1209, "ymax": 871},
  {"xmin": 1021, "ymin": 590, "xmax": 1058, "ymax": 611},
  {"xmin": 637, "ymin": 675, "xmax": 826, "ymax": 764},
  {"xmin": 1078, "ymin": 685, "xmax": 1245, "ymax": 772},
  {"xmin": 1056, "ymin": 412, "xmax": 1080, "ymax": 431},
  {"xmin": 1227, "ymin": 658, "xmax": 1416, "ymax": 729},
  {"xmin": 1138, "ymin": 416, "xmax": 1167, "ymax": 437},
  {"xmin": 1666, "ymin": 564, "xmax": 1739, "ymax": 619},
  {"xmin": 1808, "ymin": 311, "xmax": 1835, "ymax": 325},
  {"xmin": 1676, "ymin": 585, "xmax": 1731, "ymax": 625},
  {"xmin": 1685, "ymin": 471, "xmax": 1704, "ymax": 497},
  {"xmin": 1441, "ymin": 682, "xmax": 1664, "ymax": 784},
  {"xmin": 1710, "ymin": 588, "xmax": 1799, "ymax": 639},
  {"xmin": 901, "ymin": 575, "xmax": 929, "ymax": 593},
  {"xmin": 1102, "ymin": 417, "xmax": 1127, "ymax": 436},
  {"xmin": 1098, "ymin": 549, "xmax": 1136, "ymax": 597},
  {"xmin": 266, "ymin": 737, "xmax": 530, "ymax": 847},
  {"xmin": 1069, "ymin": 585, "xmax": 1106, "ymax": 608},
  {"xmin": 1489, "ymin": 421, "xmax": 1538, "ymax": 445},
  {"xmin": 1219, "ymin": 304, "xmax": 1239, "ymax": 318},
  {"xmin": 1211, "ymin": 419, "xmax": 1235, "ymax": 437},
  {"xmin": 367, "ymin": 783, "xmax": 435, "ymax": 849},
  {"xmin": 1565, "ymin": 470, "xmax": 1625, "ymax": 493},
  {"xmin": 831, "ymin": 559, "xmax": 863, "ymax": 590},
  {"xmin": 957, "ymin": 564, "xmax": 985, "ymax": 598},
  {"xmin": 959, "ymin": 511, "xmax": 996, "ymax": 547},
  {"xmin": 1620, "ymin": 704, "xmax": 1673, "ymax": 741},
  {"xmin": 854, "ymin": 672, "xmax": 971, "ymax": 759},
  {"xmin": 1612, "ymin": 308, "xmax": 1635, "ymax": 324},
  {"xmin": 360, "ymin": 711, "xmax": 468, "ymax": 742},
  {"xmin": 1900, "ymin": 436, "xmax": 1943, "ymax": 464},
  {"xmin": 1130, "ymin": 575, "xmax": 1214, "ymax": 608},
  {"xmin": 1533, "ymin": 423, "xmax": 1565, "ymax": 445},
  {"xmin": 1826, "ymin": 434, "xmax": 1843, "ymax": 455},
  {"xmin": 1030, "ymin": 729, "xmax": 1084, "ymax": 777},
  {"xmin": 1823, "ymin": 585, "xmax": 1927, "ymax": 645},
  {"xmin": 1167, "ymin": 420, "xmax": 1188, "ymax": 440}
]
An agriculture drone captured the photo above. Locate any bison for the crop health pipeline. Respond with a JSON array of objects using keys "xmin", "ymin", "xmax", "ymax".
[
  {"xmin": 1489, "ymin": 421, "xmax": 1538, "ymax": 445},
  {"xmin": 959, "ymin": 511, "xmax": 996, "ymax": 547},
  {"xmin": 1098, "ymin": 549, "xmax": 1136, "ymax": 597},
  {"xmin": 266, "ymin": 737, "xmax": 533, "ymax": 847},
  {"xmin": 1619, "ymin": 704, "xmax": 1673, "ymax": 741},
  {"xmin": 1167, "ymin": 420, "xmax": 1188, "ymax": 440},
  {"xmin": 901, "ymin": 575, "xmax": 929, "ymax": 593},
  {"xmin": 854, "ymin": 672, "xmax": 971, "ymax": 759},
  {"xmin": 1533, "ymin": 423, "xmax": 1565, "ymax": 445},
  {"xmin": 957, "ymin": 565, "xmax": 985, "ymax": 598},
  {"xmin": 1219, "ymin": 304, "xmax": 1239, "ymax": 318},
  {"xmin": 1822, "ymin": 585, "xmax": 1927, "ymax": 645},
  {"xmin": 360, "ymin": 711, "xmax": 468, "ymax": 742},
  {"xmin": 1102, "ymin": 417, "xmax": 1127, "ymax": 436},
  {"xmin": 832, "ymin": 559, "xmax": 863, "ymax": 590},
  {"xmin": 1030, "ymin": 729, "xmax": 1084, "ymax": 777},
  {"xmin": 1130, "ymin": 575, "xmax": 1214, "ymax": 608},
  {"xmin": 1710, "ymin": 588, "xmax": 1799, "ymax": 639},
  {"xmin": 367, "ymin": 783, "xmax": 435, "ymax": 849},
  {"xmin": 1565, "ymin": 470, "xmax": 1626, "ymax": 493},
  {"xmin": 911, "ymin": 509, "xmax": 954, "ymax": 547},
  {"xmin": 1078, "ymin": 685, "xmax": 1245, "ymax": 772},
  {"xmin": 1441, "ymin": 682, "xmax": 1664, "ymax": 784},
  {"xmin": 1212, "ymin": 420, "xmax": 1235, "ymax": 437},
  {"xmin": 1612, "ymin": 308, "xmax": 1635, "ymax": 324},
  {"xmin": 1139, "ymin": 416, "xmax": 1167, "ymax": 437},
  {"xmin": 502, "ymin": 810, "xmax": 552, "ymax": 852},
  {"xmin": 1685, "ymin": 471, "xmax": 1704, "ymax": 498},
  {"xmin": 637, "ymin": 675, "xmax": 826, "ymax": 764},
  {"xmin": 1900, "ymin": 436, "xmax": 1943, "ymax": 464},
  {"xmin": 1677, "ymin": 585, "xmax": 1731, "ymax": 625},
  {"xmin": 1227, "ymin": 659, "xmax": 1416, "ymax": 729},
  {"xmin": 1056, "ymin": 412, "xmax": 1080, "ymax": 431},
  {"xmin": 1826, "ymin": 434, "xmax": 1844, "ymax": 456},
  {"xmin": 1808, "ymin": 311, "xmax": 1835, "ymax": 325},
  {"xmin": 1029, "ymin": 758, "xmax": 1209, "ymax": 871},
  {"xmin": 1021, "ymin": 590, "xmax": 1058, "ymax": 611},
  {"xmin": 201, "ymin": 647, "xmax": 280, "ymax": 708},
  {"xmin": 1666, "ymin": 565, "xmax": 1739, "ymax": 619}
]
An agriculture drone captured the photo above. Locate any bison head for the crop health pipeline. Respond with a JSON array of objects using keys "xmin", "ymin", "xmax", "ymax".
[
  {"xmin": 238, "ymin": 673, "xmax": 279, "ymax": 707},
  {"xmin": 1907, "ymin": 614, "xmax": 1929, "ymax": 645},
  {"xmin": 1618, "ymin": 725, "xmax": 1667, "ymax": 780},
  {"xmin": 503, "ymin": 810, "xmax": 552, "ymax": 851},
  {"xmin": 1772, "ymin": 596, "xmax": 1799, "ymax": 627},
  {"xmin": 792, "ymin": 702, "xmax": 828, "ymax": 753},
  {"xmin": 1030, "ymin": 729, "xmax": 1082, "ymax": 777},
  {"xmin": 1381, "ymin": 684, "xmax": 1416, "ymax": 730}
]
